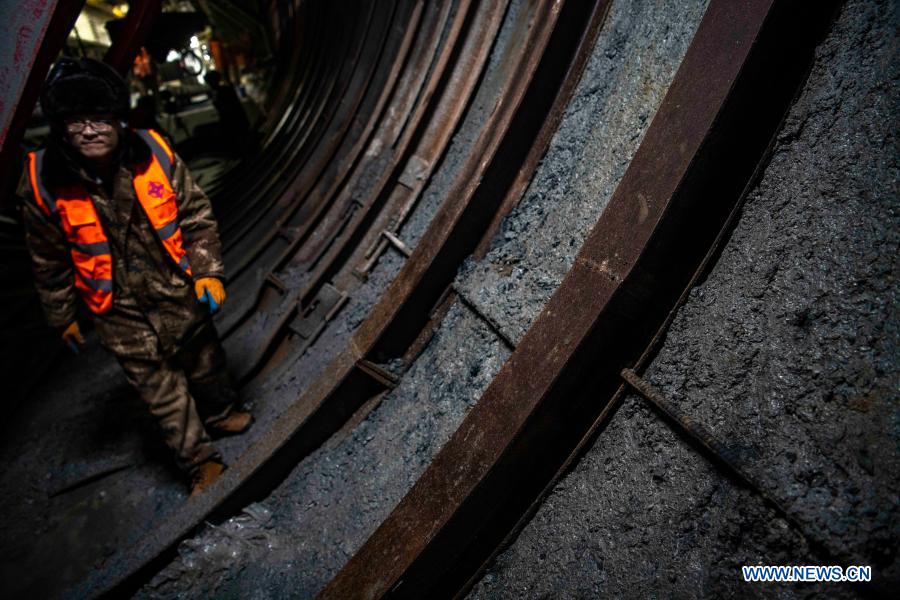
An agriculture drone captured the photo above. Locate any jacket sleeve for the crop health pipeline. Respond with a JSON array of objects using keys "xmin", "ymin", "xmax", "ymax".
[
  {"xmin": 171, "ymin": 152, "xmax": 226, "ymax": 281},
  {"xmin": 18, "ymin": 170, "xmax": 78, "ymax": 329}
]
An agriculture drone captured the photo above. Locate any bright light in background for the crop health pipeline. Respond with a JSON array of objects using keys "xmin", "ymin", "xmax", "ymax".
[
  {"xmin": 166, "ymin": 49, "xmax": 181, "ymax": 62},
  {"xmin": 190, "ymin": 35, "xmax": 200, "ymax": 49},
  {"xmin": 70, "ymin": 12, "xmax": 112, "ymax": 46}
]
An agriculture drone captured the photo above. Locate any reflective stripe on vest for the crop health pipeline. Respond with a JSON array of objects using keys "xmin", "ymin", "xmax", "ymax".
[
  {"xmin": 133, "ymin": 129, "xmax": 193, "ymax": 279},
  {"xmin": 27, "ymin": 151, "xmax": 55, "ymax": 216},
  {"xmin": 27, "ymin": 129, "xmax": 192, "ymax": 314}
]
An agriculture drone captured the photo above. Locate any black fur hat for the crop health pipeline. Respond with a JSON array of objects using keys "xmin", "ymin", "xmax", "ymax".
[{"xmin": 40, "ymin": 57, "xmax": 129, "ymax": 121}]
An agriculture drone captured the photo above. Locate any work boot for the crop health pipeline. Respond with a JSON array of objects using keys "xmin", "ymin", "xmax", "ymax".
[
  {"xmin": 209, "ymin": 410, "xmax": 254, "ymax": 437},
  {"xmin": 190, "ymin": 460, "xmax": 225, "ymax": 499}
]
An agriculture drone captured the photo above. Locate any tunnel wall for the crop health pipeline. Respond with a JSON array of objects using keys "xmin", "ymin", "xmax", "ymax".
[
  {"xmin": 113, "ymin": 0, "xmax": 900, "ymax": 594},
  {"xmin": 141, "ymin": 0, "xmax": 713, "ymax": 595},
  {"xmin": 469, "ymin": 0, "xmax": 899, "ymax": 596},
  {"xmin": 5, "ymin": 0, "xmax": 896, "ymax": 597}
]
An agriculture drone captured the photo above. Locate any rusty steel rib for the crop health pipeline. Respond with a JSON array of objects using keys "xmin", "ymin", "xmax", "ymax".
[
  {"xmin": 224, "ymin": 2, "xmax": 506, "ymax": 381},
  {"xmin": 231, "ymin": 0, "xmax": 512, "ymax": 384},
  {"xmin": 620, "ymin": 368, "xmax": 767, "ymax": 495},
  {"xmin": 219, "ymin": 0, "xmax": 400, "ymax": 251},
  {"xmin": 220, "ymin": 1, "xmax": 424, "ymax": 284},
  {"xmin": 214, "ymin": 0, "xmax": 457, "ymax": 340},
  {"xmin": 213, "ymin": 0, "xmax": 333, "ymax": 219},
  {"xmin": 298, "ymin": 0, "xmax": 510, "ymax": 302},
  {"xmin": 69, "ymin": 0, "xmax": 606, "ymax": 596},
  {"xmin": 320, "ymin": 1, "xmax": 841, "ymax": 598},
  {"xmin": 219, "ymin": 0, "xmax": 378, "ymax": 240}
]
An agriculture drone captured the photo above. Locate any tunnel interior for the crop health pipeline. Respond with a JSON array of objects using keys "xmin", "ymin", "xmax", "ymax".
[{"xmin": 0, "ymin": 0, "xmax": 896, "ymax": 598}]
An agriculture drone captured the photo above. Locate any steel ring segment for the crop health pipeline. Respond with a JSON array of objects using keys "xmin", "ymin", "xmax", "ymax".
[
  {"xmin": 69, "ymin": 0, "xmax": 605, "ymax": 595},
  {"xmin": 320, "ymin": 0, "xmax": 841, "ymax": 598},
  {"xmin": 216, "ymin": 0, "xmax": 485, "ymax": 384},
  {"xmin": 216, "ymin": 0, "xmax": 378, "ymax": 232},
  {"xmin": 222, "ymin": 0, "xmax": 399, "ymax": 276},
  {"xmin": 209, "ymin": 1, "xmax": 339, "ymax": 234},
  {"xmin": 219, "ymin": 5, "xmax": 366, "ymax": 243},
  {"xmin": 218, "ymin": 2, "xmax": 352, "ymax": 232},
  {"xmin": 213, "ymin": 3, "xmax": 458, "ymax": 346},
  {"xmin": 213, "ymin": 0, "xmax": 428, "ymax": 341},
  {"xmin": 230, "ymin": 0, "xmax": 509, "ymax": 386}
]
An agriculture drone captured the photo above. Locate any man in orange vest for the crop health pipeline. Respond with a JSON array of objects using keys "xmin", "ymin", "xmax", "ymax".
[{"xmin": 19, "ymin": 58, "xmax": 251, "ymax": 498}]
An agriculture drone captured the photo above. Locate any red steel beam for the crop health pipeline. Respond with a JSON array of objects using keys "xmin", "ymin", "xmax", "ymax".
[{"xmin": 0, "ymin": 0, "xmax": 83, "ymax": 207}]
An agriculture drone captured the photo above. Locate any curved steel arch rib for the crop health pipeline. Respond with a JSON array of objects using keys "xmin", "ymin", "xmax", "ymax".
[{"xmin": 320, "ymin": 0, "xmax": 842, "ymax": 598}]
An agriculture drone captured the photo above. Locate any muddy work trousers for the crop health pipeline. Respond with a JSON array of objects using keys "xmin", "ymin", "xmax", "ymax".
[{"xmin": 115, "ymin": 322, "xmax": 238, "ymax": 474}]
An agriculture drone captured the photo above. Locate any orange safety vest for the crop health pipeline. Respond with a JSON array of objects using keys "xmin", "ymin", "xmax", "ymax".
[{"xmin": 27, "ymin": 129, "xmax": 192, "ymax": 314}]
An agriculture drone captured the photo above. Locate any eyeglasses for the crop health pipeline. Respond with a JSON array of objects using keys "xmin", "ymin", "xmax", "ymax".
[{"xmin": 64, "ymin": 118, "xmax": 116, "ymax": 134}]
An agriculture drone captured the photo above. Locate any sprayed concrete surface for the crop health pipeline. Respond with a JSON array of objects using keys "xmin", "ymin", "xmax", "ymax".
[
  {"xmin": 141, "ymin": 302, "xmax": 510, "ymax": 597},
  {"xmin": 469, "ymin": 398, "xmax": 858, "ymax": 599},
  {"xmin": 139, "ymin": 0, "xmax": 712, "ymax": 596},
  {"xmin": 470, "ymin": 0, "xmax": 898, "ymax": 595},
  {"xmin": 456, "ymin": 0, "xmax": 711, "ymax": 344}
]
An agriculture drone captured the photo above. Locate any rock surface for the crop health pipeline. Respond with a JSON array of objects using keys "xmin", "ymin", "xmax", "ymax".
[
  {"xmin": 456, "ymin": 0, "xmax": 711, "ymax": 344},
  {"xmin": 469, "ymin": 0, "xmax": 899, "ymax": 596}
]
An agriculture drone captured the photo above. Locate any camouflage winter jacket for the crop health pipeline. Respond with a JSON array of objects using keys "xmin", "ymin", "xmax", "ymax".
[{"xmin": 19, "ymin": 129, "xmax": 225, "ymax": 332}]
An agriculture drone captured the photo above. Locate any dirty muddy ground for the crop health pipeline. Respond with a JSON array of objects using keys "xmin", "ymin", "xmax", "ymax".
[
  {"xmin": 0, "ymin": 333, "xmax": 186, "ymax": 598},
  {"xmin": 470, "ymin": 0, "xmax": 899, "ymax": 596}
]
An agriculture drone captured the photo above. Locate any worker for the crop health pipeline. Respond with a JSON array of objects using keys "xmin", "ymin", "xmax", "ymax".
[{"xmin": 19, "ymin": 58, "xmax": 251, "ymax": 498}]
